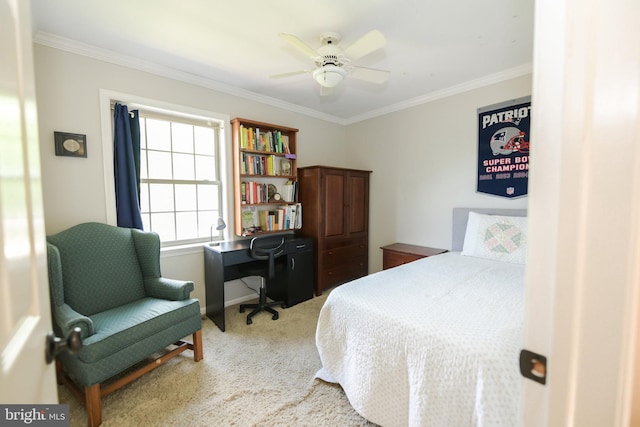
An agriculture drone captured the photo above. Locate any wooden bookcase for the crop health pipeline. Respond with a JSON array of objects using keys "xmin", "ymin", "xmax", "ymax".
[{"xmin": 231, "ymin": 117, "xmax": 300, "ymax": 236}]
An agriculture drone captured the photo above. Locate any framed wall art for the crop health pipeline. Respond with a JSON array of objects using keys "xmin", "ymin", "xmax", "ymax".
[{"xmin": 54, "ymin": 131, "xmax": 87, "ymax": 158}]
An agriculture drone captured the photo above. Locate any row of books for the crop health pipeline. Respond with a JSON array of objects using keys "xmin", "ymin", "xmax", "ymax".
[
  {"xmin": 241, "ymin": 181, "xmax": 268, "ymax": 205},
  {"xmin": 239, "ymin": 125, "xmax": 291, "ymax": 154},
  {"xmin": 257, "ymin": 203, "xmax": 302, "ymax": 232},
  {"xmin": 241, "ymin": 153, "xmax": 295, "ymax": 176},
  {"xmin": 240, "ymin": 181, "xmax": 298, "ymax": 205}
]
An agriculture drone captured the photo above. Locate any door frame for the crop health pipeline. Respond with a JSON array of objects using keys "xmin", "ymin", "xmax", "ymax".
[{"xmin": 523, "ymin": 0, "xmax": 640, "ymax": 424}]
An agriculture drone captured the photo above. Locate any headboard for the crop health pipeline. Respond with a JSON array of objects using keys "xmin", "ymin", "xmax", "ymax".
[{"xmin": 452, "ymin": 207, "xmax": 527, "ymax": 251}]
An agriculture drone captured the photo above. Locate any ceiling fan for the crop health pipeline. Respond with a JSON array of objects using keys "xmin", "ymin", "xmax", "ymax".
[{"xmin": 270, "ymin": 30, "xmax": 390, "ymax": 94}]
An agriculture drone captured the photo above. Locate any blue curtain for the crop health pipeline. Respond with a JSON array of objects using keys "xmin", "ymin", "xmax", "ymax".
[{"xmin": 114, "ymin": 103, "xmax": 143, "ymax": 229}]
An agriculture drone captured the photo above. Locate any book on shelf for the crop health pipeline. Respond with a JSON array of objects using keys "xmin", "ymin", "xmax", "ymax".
[
  {"xmin": 241, "ymin": 207, "xmax": 258, "ymax": 234},
  {"xmin": 293, "ymin": 203, "xmax": 302, "ymax": 229},
  {"xmin": 249, "ymin": 202, "xmax": 302, "ymax": 233},
  {"xmin": 281, "ymin": 181, "xmax": 297, "ymax": 202},
  {"xmin": 291, "ymin": 203, "xmax": 303, "ymax": 230}
]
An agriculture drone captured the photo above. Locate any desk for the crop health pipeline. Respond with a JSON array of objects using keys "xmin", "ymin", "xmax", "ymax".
[{"xmin": 203, "ymin": 235, "xmax": 314, "ymax": 331}]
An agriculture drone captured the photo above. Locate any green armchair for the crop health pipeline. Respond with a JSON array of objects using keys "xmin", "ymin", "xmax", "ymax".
[{"xmin": 46, "ymin": 222, "xmax": 203, "ymax": 427}]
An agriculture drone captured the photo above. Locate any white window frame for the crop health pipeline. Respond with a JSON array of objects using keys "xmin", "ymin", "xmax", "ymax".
[{"xmin": 99, "ymin": 90, "xmax": 231, "ymax": 253}]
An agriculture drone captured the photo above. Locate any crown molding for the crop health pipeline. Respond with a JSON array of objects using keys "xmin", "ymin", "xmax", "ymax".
[
  {"xmin": 342, "ymin": 63, "xmax": 533, "ymax": 125},
  {"xmin": 33, "ymin": 31, "xmax": 531, "ymax": 126},
  {"xmin": 33, "ymin": 31, "xmax": 345, "ymax": 124}
]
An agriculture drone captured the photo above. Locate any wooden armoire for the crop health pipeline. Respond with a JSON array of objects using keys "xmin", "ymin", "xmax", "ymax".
[{"xmin": 297, "ymin": 166, "xmax": 371, "ymax": 295}]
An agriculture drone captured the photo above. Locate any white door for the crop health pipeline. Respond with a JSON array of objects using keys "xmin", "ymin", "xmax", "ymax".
[
  {"xmin": 523, "ymin": 0, "xmax": 640, "ymax": 425},
  {"xmin": 0, "ymin": 0, "xmax": 58, "ymax": 404}
]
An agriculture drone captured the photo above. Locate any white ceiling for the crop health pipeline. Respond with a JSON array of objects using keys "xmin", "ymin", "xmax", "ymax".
[{"xmin": 29, "ymin": 0, "xmax": 534, "ymax": 124}]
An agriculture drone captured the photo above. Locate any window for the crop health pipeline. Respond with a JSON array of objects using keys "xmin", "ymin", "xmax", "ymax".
[{"xmin": 137, "ymin": 110, "xmax": 224, "ymax": 246}]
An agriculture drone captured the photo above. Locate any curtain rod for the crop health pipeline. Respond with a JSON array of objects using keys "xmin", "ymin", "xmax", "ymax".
[{"xmin": 110, "ymin": 100, "xmax": 136, "ymax": 118}]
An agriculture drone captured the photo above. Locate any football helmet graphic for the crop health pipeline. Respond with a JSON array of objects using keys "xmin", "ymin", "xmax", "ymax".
[{"xmin": 489, "ymin": 126, "xmax": 530, "ymax": 155}]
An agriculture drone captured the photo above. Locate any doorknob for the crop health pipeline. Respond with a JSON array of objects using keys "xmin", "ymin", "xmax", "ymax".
[
  {"xmin": 45, "ymin": 327, "xmax": 82, "ymax": 364},
  {"xmin": 519, "ymin": 349, "xmax": 547, "ymax": 385}
]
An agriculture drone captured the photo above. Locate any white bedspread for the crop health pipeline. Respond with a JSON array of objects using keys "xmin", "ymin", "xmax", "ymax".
[{"xmin": 315, "ymin": 252, "xmax": 525, "ymax": 427}]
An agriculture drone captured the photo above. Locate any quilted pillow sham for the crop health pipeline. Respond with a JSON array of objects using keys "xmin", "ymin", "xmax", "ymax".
[{"xmin": 461, "ymin": 211, "xmax": 528, "ymax": 264}]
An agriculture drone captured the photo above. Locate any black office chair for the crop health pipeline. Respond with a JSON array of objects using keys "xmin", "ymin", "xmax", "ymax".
[{"xmin": 239, "ymin": 235, "xmax": 287, "ymax": 325}]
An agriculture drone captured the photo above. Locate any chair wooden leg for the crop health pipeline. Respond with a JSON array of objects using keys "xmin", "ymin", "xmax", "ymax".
[
  {"xmin": 192, "ymin": 330, "xmax": 203, "ymax": 362},
  {"xmin": 55, "ymin": 360, "xmax": 63, "ymax": 385},
  {"xmin": 85, "ymin": 384, "xmax": 102, "ymax": 427}
]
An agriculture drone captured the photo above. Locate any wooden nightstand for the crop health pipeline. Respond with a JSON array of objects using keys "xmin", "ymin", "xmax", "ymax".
[{"xmin": 380, "ymin": 243, "xmax": 448, "ymax": 270}]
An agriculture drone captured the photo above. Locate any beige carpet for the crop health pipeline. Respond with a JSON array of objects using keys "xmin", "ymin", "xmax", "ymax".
[{"xmin": 59, "ymin": 293, "xmax": 377, "ymax": 426}]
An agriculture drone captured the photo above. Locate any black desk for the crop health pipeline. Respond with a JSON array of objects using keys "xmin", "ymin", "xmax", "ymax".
[{"xmin": 203, "ymin": 235, "xmax": 314, "ymax": 331}]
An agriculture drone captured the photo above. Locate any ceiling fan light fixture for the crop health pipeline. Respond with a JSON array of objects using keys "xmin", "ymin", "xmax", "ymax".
[{"xmin": 313, "ymin": 65, "xmax": 346, "ymax": 88}]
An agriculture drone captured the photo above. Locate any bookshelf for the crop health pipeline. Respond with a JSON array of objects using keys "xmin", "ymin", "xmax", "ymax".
[{"xmin": 231, "ymin": 117, "xmax": 301, "ymax": 236}]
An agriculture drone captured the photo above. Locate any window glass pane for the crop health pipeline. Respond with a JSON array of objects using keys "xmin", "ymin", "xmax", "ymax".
[
  {"xmin": 199, "ymin": 211, "xmax": 218, "ymax": 238},
  {"xmin": 173, "ymin": 153, "xmax": 195, "ymax": 180},
  {"xmin": 149, "ymin": 183, "xmax": 174, "ymax": 212},
  {"xmin": 150, "ymin": 212, "xmax": 175, "ymax": 241},
  {"xmin": 176, "ymin": 212, "xmax": 198, "ymax": 240},
  {"xmin": 140, "ymin": 151, "xmax": 148, "ymax": 179},
  {"xmin": 197, "ymin": 184, "xmax": 218, "ymax": 210},
  {"xmin": 145, "ymin": 118, "xmax": 171, "ymax": 151},
  {"xmin": 141, "ymin": 213, "xmax": 150, "ymax": 231},
  {"xmin": 147, "ymin": 151, "xmax": 173, "ymax": 179},
  {"xmin": 134, "ymin": 110, "xmax": 223, "ymax": 246},
  {"xmin": 175, "ymin": 184, "xmax": 197, "ymax": 211},
  {"xmin": 195, "ymin": 155, "xmax": 216, "ymax": 181},
  {"xmin": 194, "ymin": 126, "xmax": 215, "ymax": 155},
  {"xmin": 140, "ymin": 118, "xmax": 147, "ymax": 149},
  {"xmin": 139, "ymin": 183, "xmax": 150, "ymax": 213},
  {"xmin": 172, "ymin": 122, "xmax": 194, "ymax": 153}
]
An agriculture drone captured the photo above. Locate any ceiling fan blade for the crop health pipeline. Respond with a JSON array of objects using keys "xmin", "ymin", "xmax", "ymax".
[
  {"xmin": 342, "ymin": 30, "xmax": 386, "ymax": 61},
  {"xmin": 279, "ymin": 33, "xmax": 319, "ymax": 59},
  {"xmin": 269, "ymin": 70, "xmax": 312, "ymax": 79},
  {"xmin": 349, "ymin": 66, "xmax": 390, "ymax": 84}
]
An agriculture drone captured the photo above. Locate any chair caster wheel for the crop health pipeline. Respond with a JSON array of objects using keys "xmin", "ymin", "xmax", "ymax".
[
  {"xmin": 281, "ymin": 304, "xmax": 287, "ymax": 309},
  {"xmin": 272, "ymin": 313, "xmax": 279, "ymax": 321},
  {"xmin": 246, "ymin": 318, "xmax": 252, "ymax": 325},
  {"xmin": 239, "ymin": 307, "xmax": 245, "ymax": 313}
]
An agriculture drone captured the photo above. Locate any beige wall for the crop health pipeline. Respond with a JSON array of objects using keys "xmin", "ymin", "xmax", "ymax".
[
  {"xmin": 33, "ymin": 43, "xmax": 531, "ymax": 306},
  {"xmin": 347, "ymin": 75, "xmax": 531, "ymax": 271},
  {"xmin": 34, "ymin": 44, "xmax": 348, "ymax": 234}
]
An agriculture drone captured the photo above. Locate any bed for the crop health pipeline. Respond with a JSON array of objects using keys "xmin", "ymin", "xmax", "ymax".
[{"xmin": 315, "ymin": 208, "xmax": 527, "ymax": 427}]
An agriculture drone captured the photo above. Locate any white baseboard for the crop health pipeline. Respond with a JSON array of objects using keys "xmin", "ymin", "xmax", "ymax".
[
  {"xmin": 199, "ymin": 294, "xmax": 257, "ymax": 317},
  {"xmin": 224, "ymin": 294, "xmax": 258, "ymax": 307}
]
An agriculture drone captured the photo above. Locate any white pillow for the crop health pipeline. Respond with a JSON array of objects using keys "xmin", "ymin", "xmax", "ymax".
[{"xmin": 461, "ymin": 212, "xmax": 528, "ymax": 264}]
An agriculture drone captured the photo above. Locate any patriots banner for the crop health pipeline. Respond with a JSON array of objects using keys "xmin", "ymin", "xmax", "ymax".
[{"xmin": 477, "ymin": 96, "xmax": 531, "ymax": 198}]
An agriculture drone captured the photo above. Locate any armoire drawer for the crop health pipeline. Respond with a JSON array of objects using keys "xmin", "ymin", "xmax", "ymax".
[
  {"xmin": 320, "ymin": 259, "xmax": 368, "ymax": 289},
  {"xmin": 322, "ymin": 244, "xmax": 368, "ymax": 268},
  {"xmin": 324, "ymin": 237, "xmax": 367, "ymax": 251}
]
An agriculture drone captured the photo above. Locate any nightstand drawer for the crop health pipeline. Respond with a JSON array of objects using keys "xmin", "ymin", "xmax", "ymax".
[
  {"xmin": 380, "ymin": 243, "xmax": 447, "ymax": 270},
  {"xmin": 383, "ymin": 251, "xmax": 424, "ymax": 269}
]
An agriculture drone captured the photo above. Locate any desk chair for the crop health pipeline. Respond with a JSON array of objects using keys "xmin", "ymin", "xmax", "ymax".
[{"xmin": 239, "ymin": 235, "xmax": 287, "ymax": 325}]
